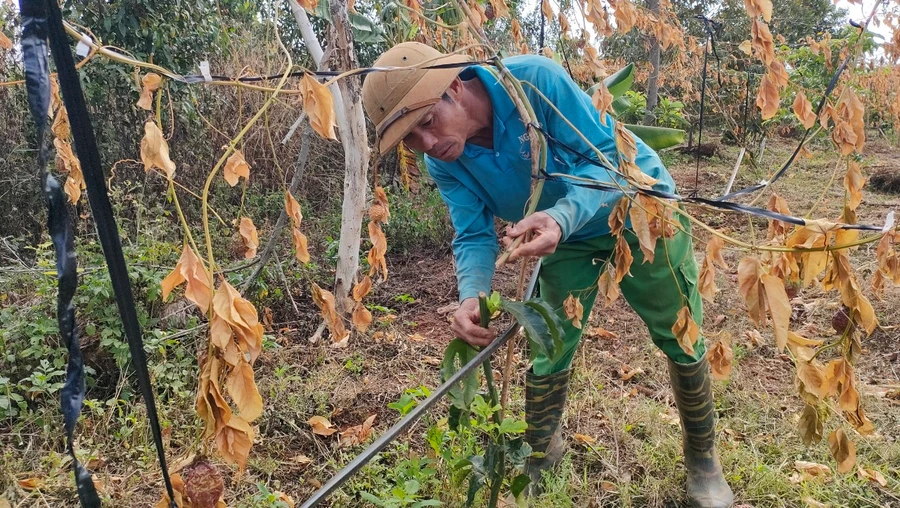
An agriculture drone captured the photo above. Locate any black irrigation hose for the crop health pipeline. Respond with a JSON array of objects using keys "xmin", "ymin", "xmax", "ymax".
[{"xmin": 300, "ymin": 263, "xmax": 542, "ymax": 508}]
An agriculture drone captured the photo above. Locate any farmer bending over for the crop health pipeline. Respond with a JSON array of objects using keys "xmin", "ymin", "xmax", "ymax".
[{"xmin": 361, "ymin": 42, "xmax": 734, "ymax": 508}]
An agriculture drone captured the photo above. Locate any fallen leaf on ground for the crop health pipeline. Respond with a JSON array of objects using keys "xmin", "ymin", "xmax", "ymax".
[
  {"xmin": 308, "ymin": 415, "xmax": 337, "ymax": 436},
  {"xmin": 573, "ymin": 433, "xmax": 597, "ymax": 445},
  {"xmin": 17, "ymin": 478, "xmax": 41, "ymax": 490},
  {"xmin": 856, "ymin": 466, "xmax": 887, "ymax": 487}
]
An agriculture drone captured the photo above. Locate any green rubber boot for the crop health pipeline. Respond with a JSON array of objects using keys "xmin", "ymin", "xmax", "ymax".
[
  {"xmin": 668, "ymin": 355, "xmax": 734, "ymax": 508},
  {"xmin": 524, "ymin": 368, "xmax": 570, "ymax": 490}
]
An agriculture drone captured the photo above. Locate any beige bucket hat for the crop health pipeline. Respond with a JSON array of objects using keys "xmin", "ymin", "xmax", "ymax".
[{"xmin": 362, "ymin": 42, "xmax": 470, "ymax": 154}]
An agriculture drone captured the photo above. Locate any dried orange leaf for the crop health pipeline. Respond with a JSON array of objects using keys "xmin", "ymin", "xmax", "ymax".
[
  {"xmin": 367, "ymin": 221, "xmax": 389, "ymax": 281},
  {"xmin": 239, "ymin": 217, "xmax": 259, "ymax": 259},
  {"xmin": 738, "ymin": 40, "xmax": 752, "ymax": 55},
  {"xmin": 161, "ymin": 243, "xmax": 212, "ymax": 312},
  {"xmin": 756, "ymin": 73, "xmax": 780, "ymax": 120},
  {"xmin": 292, "ymin": 228, "xmax": 310, "ymax": 264},
  {"xmin": 591, "ymin": 81, "xmax": 614, "ymax": 126},
  {"xmin": 299, "ymin": 74, "xmax": 337, "ymax": 140},
  {"xmin": 628, "ymin": 198, "xmax": 656, "ymax": 263},
  {"xmin": 613, "ymin": 234, "xmax": 633, "ymax": 282},
  {"xmin": 224, "ymin": 150, "xmax": 251, "ymax": 187},
  {"xmin": 856, "ymin": 467, "xmax": 887, "ymax": 487},
  {"xmin": 339, "ymin": 414, "xmax": 377, "ymax": 447},
  {"xmin": 608, "ymin": 197, "xmax": 629, "ymax": 236},
  {"xmin": 597, "ymin": 267, "xmax": 620, "ymax": 307},
  {"xmin": 844, "ymin": 161, "xmax": 865, "ymax": 211},
  {"xmin": 707, "ymin": 337, "xmax": 733, "ymax": 380},
  {"xmin": 737, "ymin": 257, "xmax": 766, "ymax": 326},
  {"xmin": 671, "ymin": 305, "xmax": 700, "ymax": 357},
  {"xmin": 352, "ymin": 276, "xmax": 372, "ymax": 302},
  {"xmin": 213, "ymin": 278, "xmax": 264, "ymax": 363},
  {"xmin": 52, "ymin": 105, "xmax": 70, "ymax": 139},
  {"xmin": 17, "ymin": 478, "xmax": 41, "ymax": 490},
  {"xmin": 0, "ymin": 31, "xmax": 12, "ymax": 51},
  {"xmin": 828, "ymin": 428, "xmax": 856, "ymax": 474},
  {"xmin": 226, "ymin": 359, "xmax": 263, "ymax": 422},
  {"xmin": 761, "ymin": 274, "xmax": 791, "ymax": 352},
  {"xmin": 285, "ymin": 192, "xmax": 303, "ymax": 227},
  {"xmin": 311, "ymin": 283, "xmax": 349, "ymax": 344},
  {"xmin": 744, "ymin": 0, "xmax": 772, "ymax": 21},
  {"xmin": 137, "ymin": 72, "xmax": 162, "ymax": 111},
  {"xmin": 573, "ymin": 433, "xmax": 597, "ymax": 445},
  {"xmin": 794, "ymin": 460, "xmax": 831, "ymax": 477},
  {"xmin": 706, "ymin": 235, "xmax": 729, "ymax": 269},
  {"xmin": 140, "ymin": 120, "xmax": 176, "ymax": 179},
  {"xmin": 562, "ymin": 294, "xmax": 584, "ymax": 329},
  {"xmin": 698, "ymin": 256, "xmax": 717, "ymax": 303},
  {"xmin": 216, "ymin": 415, "xmax": 254, "ymax": 472},
  {"xmin": 793, "ymin": 91, "xmax": 817, "ymax": 130},
  {"xmin": 351, "ymin": 302, "xmax": 373, "ymax": 333},
  {"xmin": 308, "ymin": 415, "xmax": 338, "ymax": 436}
]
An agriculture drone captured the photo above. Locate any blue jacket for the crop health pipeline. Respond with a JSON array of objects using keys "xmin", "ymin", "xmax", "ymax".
[{"xmin": 425, "ymin": 55, "xmax": 676, "ymax": 301}]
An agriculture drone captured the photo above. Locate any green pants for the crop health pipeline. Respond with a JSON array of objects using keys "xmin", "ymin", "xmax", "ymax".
[{"xmin": 533, "ymin": 212, "xmax": 705, "ymax": 375}]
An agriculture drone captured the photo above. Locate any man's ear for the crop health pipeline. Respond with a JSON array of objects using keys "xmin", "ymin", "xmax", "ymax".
[{"xmin": 445, "ymin": 76, "xmax": 464, "ymax": 99}]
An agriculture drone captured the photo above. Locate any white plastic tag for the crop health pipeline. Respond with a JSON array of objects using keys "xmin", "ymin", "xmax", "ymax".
[
  {"xmin": 883, "ymin": 211, "xmax": 895, "ymax": 233},
  {"xmin": 199, "ymin": 60, "xmax": 212, "ymax": 82},
  {"xmin": 75, "ymin": 34, "xmax": 92, "ymax": 57}
]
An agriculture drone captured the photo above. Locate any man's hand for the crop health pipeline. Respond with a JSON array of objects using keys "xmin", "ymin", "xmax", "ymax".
[
  {"xmin": 451, "ymin": 297, "xmax": 497, "ymax": 347},
  {"xmin": 501, "ymin": 212, "xmax": 563, "ymax": 262}
]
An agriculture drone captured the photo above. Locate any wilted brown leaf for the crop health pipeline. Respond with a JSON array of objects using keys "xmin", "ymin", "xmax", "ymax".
[
  {"xmin": 794, "ymin": 460, "xmax": 831, "ymax": 478},
  {"xmin": 707, "ymin": 337, "xmax": 733, "ymax": 380},
  {"xmin": 793, "ymin": 91, "xmax": 817, "ymax": 130},
  {"xmin": 798, "ymin": 404, "xmax": 824, "ymax": 447},
  {"xmin": 856, "ymin": 467, "xmax": 887, "ymax": 487},
  {"xmin": 196, "ymin": 357, "xmax": 232, "ymax": 439},
  {"xmin": 613, "ymin": 234, "xmax": 633, "ymax": 282},
  {"xmin": 563, "ymin": 294, "xmax": 584, "ymax": 329},
  {"xmin": 608, "ymin": 197, "xmax": 629, "ymax": 236},
  {"xmin": 292, "ymin": 228, "xmax": 310, "ymax": 264},
  {"xmin": 52, "ymin": 105, "xmax": 70, "ymax": 139},
  {"xmin": 706, "ymin": 235, "xmax": 729, "ymax": 270},
  {"xmin": 738, "ymin": 257, "xmax": 766, "ymax": 325},
  {"xmin": 226, "ymin": 359, "xmax": 263, "ymax": 421},
  {"xmin": 828, "ymin": 428, "xmax": 856, "ymax": 474},
  {"xmin": 597, "ymin": 267, "xmax": 620, "ymax": 307},
  {"xmin": 351, "ymin": 302, "xmax": 373, "ymax": 333},
  {"xmin": 339, "ymin": 414, "xmax": 377, "ymax": 447},
  {"xmin": 0, "ymin": 31, "xmax": 12, "ymax": 51},
  {"xmin": 367, "ymin": 221, "xmax": 389, "ymax": 281},
  {"xmin": 756, "ymin": 73, "xmax": 780, "ymax": 120},
  {"xmin": 352, "ymin": 276, "xmax": 372, "ymax": 302},
  {"xmin": 161, "ymin": 243, "xmax": 212, "ymax": 312},
  {"xmin": 308, "ymin": 415, "xmax": 338, "ymax": 436},
  {"xmin": 223, "ymin": 150, "xmax": 250, "ymax": 187},
  {"xmin": 299, "ymin": 74, "xmax": 337, "ymax": 140},
  {"xmin": 285, "ymin": 191, "xmax": 303, "ymax": 227},
  {"xmin": 591, "ymin": 81, "xmax": 614, "ymax": 126},
  {"xmin": 844, "ymin": 161, "xmax": 865, "ymax": 211},
  {"xmin": 767, "ymin": 193, "xmax": 793, "ymax": 240},
  {"xmin": 760, "ymin": 274, "xmax": 791, "ymax": 352},
  {"xmin": 239, "ymin": 217, "xmax": 258, "ymax": 259},
  {"xmin": 140, "ymin": 121, "xmax": 176, "ymax": 178},
  {"xmin": 672, "ymin": 305, "xmax": 700, "ymax": 357},
  {"xmin": 311, "ymin": 283, "xmax": 349, "ymax": 343},
  {"xmin": 216, "ymin": 416, "xmax": 254, "ymax": 472},
  {"xmin": 628, "ymin": 197, "xmax": 657, "ymax": 263},
  {"xmin": 137, "ymin": 72, "xmax": 162, "ymax": 111},
  {"xmin": 744, "ymin": 0, "xmax": 772, "ymax": 21},
  {"xmin": 154, "ymin": 473, "xmax": 188, "ymax": 508},
  {"xmin": 17, "ymin": 478, "xmax": 41, "ymax": 491},
  {"xmin": 213, "ymin": 278, "xmax": 264, "ymax": 363},
  {"xmin": 573, "ymin": 433, "xmax": 597, "ymax": 445}
]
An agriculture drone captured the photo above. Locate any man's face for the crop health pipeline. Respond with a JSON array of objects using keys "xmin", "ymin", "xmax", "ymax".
[{"xmin": 402, "ymin": 91, "xmax": 469, "ymax": 162}]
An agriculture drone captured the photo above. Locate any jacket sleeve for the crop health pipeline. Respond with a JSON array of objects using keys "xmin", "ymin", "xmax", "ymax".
[
  {"xmin": 525, "ymin": 63, "xmax": 631, "ymax": 242},
  {"xmin": 427, "ymin": 159, "xmax": 499, "ymax": 302}
]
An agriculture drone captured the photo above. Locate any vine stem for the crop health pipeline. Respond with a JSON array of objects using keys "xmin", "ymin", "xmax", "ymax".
[{"xmin": 200, "ymin": 29, "xmax": 293, "ymax": 285}]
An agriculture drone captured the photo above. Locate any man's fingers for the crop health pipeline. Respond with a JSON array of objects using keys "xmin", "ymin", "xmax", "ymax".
[{"xmin": 508, "ymin": 235, "xmax": 554, "ymax": 262}]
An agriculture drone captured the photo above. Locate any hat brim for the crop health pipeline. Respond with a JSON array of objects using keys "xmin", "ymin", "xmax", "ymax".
[{"xmin": 377, "ymin": 54, "xmax": 470, "ymax": 154}]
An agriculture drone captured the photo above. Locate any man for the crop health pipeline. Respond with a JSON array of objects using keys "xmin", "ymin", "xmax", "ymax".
[{"xmin": 361, "ymin": 42, "xmax": 733, "ymax": 508}]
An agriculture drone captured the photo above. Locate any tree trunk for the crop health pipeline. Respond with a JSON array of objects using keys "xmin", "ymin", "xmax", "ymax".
[
  {"xmin": 642, "ymin": 0, "xmax": 660, "ymax": 126},
  {"xmin": 290, "ymin": 0, "xmax": 370, "ymax": 314},
  {"xmin": 329, "ymin": 0, "xmax": 370, "ymax": 313}
]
